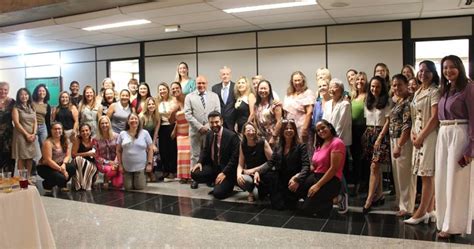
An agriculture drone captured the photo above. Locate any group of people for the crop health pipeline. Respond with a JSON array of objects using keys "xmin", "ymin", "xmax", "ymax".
[{"xmin": 0, "ymin": 55, "xmax": 472, "ymax": 239}]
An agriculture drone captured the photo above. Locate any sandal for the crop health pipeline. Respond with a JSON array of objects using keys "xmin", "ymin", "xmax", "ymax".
[
  {"xmin": 396, "ymin": 210, "xmax": 408, "ymax": 217},
  {"xmin": 247, "ymin": 193, "xmax": 255, "ymax": 202},
  {"xmin": 437, "ymin": 231, "xmax": 451, "ymax": 239}
]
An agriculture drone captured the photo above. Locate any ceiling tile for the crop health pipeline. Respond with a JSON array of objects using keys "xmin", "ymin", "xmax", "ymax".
[
  {"xmin": 334, "ymin": 12, "xmax": 420, "ymax": 23},
  {"xmin": 231, "ymin": 5, "xmax": 323, "ymax": 18},
  {"xmin": 62, "ymin": 33, "xmax": 131, "ymax": 43},
  {"xmin": 191, "ymin": 25, "xmax": 260, "ymax": 36},
  {"xmin": 206, "ymin": 0, "xmax": 291, "ymax": 9},
  {"xmin": 420, "ymin": 8, "xmax": 474, "ymax": 18},
  {"xmin": 125, "ymin": 2, "xmax": 217, "ymax": 19},
  {"xmin": 86, "ymin": 37, "xmax": 137, "ymax": 46},
  {"xmin": 180, "ymin": 19, "xmax": 256, "ymax": 31},
  {"xmin": 327, "ymin": 3, "xmax": 422, "ymax": 18},
  {"xmin": 318, "ymin": 0, "xmax": 421, "ymax": 10},
  {"xmin": 258, "ymin": 18, "xmax": 336, "ymax": 29},
  {"xmin": 149, "ymin": 10, "xmax": 235, "ymax": 25},
  {"xmin": 245, "ymin": 11, "xmax": 330, "ymax": 25}
]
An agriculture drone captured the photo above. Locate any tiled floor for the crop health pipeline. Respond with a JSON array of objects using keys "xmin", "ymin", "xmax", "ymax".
[{"xmin": 39, "ymin": 182, "xmax": 474, "ymax": 246}]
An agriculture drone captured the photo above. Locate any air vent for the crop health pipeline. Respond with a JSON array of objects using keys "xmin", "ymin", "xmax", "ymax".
[{"xmin": 459, "ymin": 0, "xmax": 474, "ymax": 9}]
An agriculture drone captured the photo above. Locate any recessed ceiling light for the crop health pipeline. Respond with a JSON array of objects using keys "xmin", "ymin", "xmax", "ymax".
[
  {"xmin": 165, "ymin": 25, "xmax": 180, "ymax": 32},
  {"xmin": 83, "ymin": 19, "xmax": 151, "ymax": 31},
  {"xmin": 223, "ymin": 0, "xmax": 317, "ymax": 13}
]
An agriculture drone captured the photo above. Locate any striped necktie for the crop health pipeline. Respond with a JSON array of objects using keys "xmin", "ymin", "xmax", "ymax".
[{"xmin": 200, "ymin": 92, "xmax": 206, "ymax": 109}]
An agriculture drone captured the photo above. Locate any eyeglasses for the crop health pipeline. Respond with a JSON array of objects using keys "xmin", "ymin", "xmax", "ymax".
[{"xmin": 281, "ymin": 119, "xmax": 295, "ymax": 124}]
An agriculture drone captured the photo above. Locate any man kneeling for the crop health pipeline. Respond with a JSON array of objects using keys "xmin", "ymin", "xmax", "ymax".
[{"xmin": 190, "ymin": 111, "xmax": 240, "ymax": 199}]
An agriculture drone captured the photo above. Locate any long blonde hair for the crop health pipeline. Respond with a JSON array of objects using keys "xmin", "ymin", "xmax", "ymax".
[
  {"xmin": 95, "ymin": 116, "xmax": 114, "ymax": 140},
  {"xmin": 139, "ymin": 97, "xmax": 160, "ymax": 127},
  {"xmin": 234, "ymin": 76, "xmax": 253, "ymax": 98}
]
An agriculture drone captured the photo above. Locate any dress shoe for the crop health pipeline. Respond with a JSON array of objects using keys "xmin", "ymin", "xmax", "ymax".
[
  {"xmin": 362, "ymin": 205, "xmax": 372, "ymax": 215},
  {"xmin": 372, "ymin": 196, "xmax": 385, "ymax": 206},
  {"xmin": 206, "ymin": 182, "xmax": 215, "ymax": 187},
  {"xmin": 190, "ymin": 181, "xmax": 199, "ymax": 189},
  {"xmin": 404, "ymin": 213, "xmax": 430, "ymax": 225}
]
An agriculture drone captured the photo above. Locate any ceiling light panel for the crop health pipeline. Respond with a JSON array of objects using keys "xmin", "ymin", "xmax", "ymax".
[
  {"xmin": 83, "ymin": 19, "xmax": 151, "ymax": 31},
  {"xmin": 223, "ymin": 0, "xmax": 317, "ymax": 13}
]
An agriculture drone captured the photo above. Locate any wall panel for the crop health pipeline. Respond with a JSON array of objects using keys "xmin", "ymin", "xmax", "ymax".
[
  {"xmin": 145, "ymin": 54, "xmax": 197, "ymax": 96},
  {"xmin": 198, "ymin": 33, "xmax": 256, "ymax": 52},
  {"xmin": 61, "ymin": 62, "xmax": 96, "ymax": 92},
  {"xmin": 61, "ymin": 48, "xmax": 95, "ymax": 63},
  {"xmin": 197, "ymin": 49, "xmax": 257, "ymax": 85},
  {"xmin": 411, "ymin": 16, "xmax": 472, "ymax": 39},
  {"xmin": 0, "ymin": 68, "xmax": 25, "ymax": 98},
  {"xmin": 258, "ymin": 27, "xmax": 325, "ymax": 47},
  {"xmin": 328, "ymin": 22, "xmax": 402, "ymax": 43},
  {"xmin": 145, "ymin": 38, "xmax": 196, "ymax": 56},
  {"xmin": 96, "ymin": 43, "xmax": 140, "ymax": 60},
  {"xmin": 328, "ymin": 41, "xmax": 403, "ymax": 88},
  {"xmin": 258, "ymin": 45, "xmax": 326, "ymax": 97}
]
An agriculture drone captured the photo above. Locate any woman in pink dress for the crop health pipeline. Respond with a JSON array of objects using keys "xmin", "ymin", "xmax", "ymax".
[{"xmin": 283, "ymin": 71, "xmax": 315, "ymax": 146}]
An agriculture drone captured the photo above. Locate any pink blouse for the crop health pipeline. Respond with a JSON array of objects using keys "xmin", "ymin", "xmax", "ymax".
[{"xmin": 312, "ymin": 137, "xmax": 346, "ymax": 180}]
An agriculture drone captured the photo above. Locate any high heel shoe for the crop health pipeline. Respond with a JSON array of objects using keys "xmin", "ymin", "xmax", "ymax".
[
  {"xmin": 404, "ymin": 213, "xmax": 430, "ymax": 225},
  {"xmin": 362, "ymin": 204, "xmax": 372, "ymax": 215},
  {"xmin": 428, "ymin": 211, "xmax": 436, "ymax": 223},
  {"xmin": 372, "ymin": 196, "xmax": 385, "ymax": 206}
]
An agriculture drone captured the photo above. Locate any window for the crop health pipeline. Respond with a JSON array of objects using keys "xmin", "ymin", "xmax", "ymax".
[
  {"xmin": 109, "ymin": 59, "xmax": 140, "ymax": 90},
  {"xmin": 415, "ymin": 39, "xmax": 469, "ymax": 75}
]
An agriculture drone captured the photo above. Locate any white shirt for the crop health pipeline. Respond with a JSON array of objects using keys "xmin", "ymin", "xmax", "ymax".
[{"xmin": 322, "ymin": 98, "xmax": 352, "ymax": 146}]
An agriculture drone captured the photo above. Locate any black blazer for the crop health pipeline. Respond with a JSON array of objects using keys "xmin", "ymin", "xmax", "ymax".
[
  {"xmin": 198, "ymin": 127, "xmax": 240, "ymax": 177},
  {"xmin": 260, "ymin": 143, "xmax": 310, "ymax": 184},
  {"xmin": 212, "ymin": 81, "xmax": 236, "ymax": 130}
]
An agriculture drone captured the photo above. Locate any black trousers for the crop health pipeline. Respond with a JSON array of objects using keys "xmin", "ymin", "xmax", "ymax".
[
  {"xmin": 351, "ymin": 124, "xmax": 367, "ymax": 185},
  {"xmin": 259, "ymin": 171, "xmax": 300, "ymax": 210},
  {"xmin": 299, "ymin": 173, "xmax": 341, "ymax": 217},
  {"xmin": 191, "ymin": 164, "xmax": 236, "ymax": 199},
  {"xmin": 0, "ymin": 152, "xmax": 15, "ymax": 173},
  {"xmin": 158, "ymin": 124, "xmax": 177, "ymax": 174},
  {"xmin": 37, "ymin": 163, "xmax": 76, "ymax": 189}
]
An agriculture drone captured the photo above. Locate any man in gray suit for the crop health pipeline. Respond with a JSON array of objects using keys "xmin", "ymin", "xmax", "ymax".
[{"xmin": 184, "ymin": 75, "xmax": 221, "ymax": 180}]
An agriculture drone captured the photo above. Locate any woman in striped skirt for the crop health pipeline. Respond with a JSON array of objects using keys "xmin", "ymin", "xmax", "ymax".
[
  {"xmin": 170, "ymin": 82, "xmax": 192, "ymax": 183},
  {"xmin": 71, "ymin": 123, "xmax": 97, "ymax": 191}
]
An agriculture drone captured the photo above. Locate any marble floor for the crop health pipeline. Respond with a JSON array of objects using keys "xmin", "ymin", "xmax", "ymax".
[{"xmin": 38, "ymin": 180, "xmax": 474, "ymax": 248}]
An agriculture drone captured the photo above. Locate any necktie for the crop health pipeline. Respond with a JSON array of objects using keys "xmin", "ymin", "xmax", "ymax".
[
  {"xmin": 200, "ymin": 92, "xmax": 206, "ymax": 109},
  {"xmin": 222, "ymin": 86, "xmax": 228, "ymax": 104},
  {"xmin": 213, "ymin": 132, "xmax": 218, "ymax": 166}
]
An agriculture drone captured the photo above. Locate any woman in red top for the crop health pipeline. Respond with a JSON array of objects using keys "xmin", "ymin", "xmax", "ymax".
[{"xmin": 300, "ymin": 119, "xmax": 345, "ymax": 217}]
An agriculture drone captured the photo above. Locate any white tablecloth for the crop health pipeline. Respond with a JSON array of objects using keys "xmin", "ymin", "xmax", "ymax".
[{"xmin": 0, "ymin": 186, "xmax": 56, "ymax": 249}]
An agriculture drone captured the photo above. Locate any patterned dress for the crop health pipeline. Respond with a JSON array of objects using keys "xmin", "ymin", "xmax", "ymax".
[
  {"xmin": 411, "ymin": 85, "xmax": 439, "ymax": 176},
  {"xmin": 175, "ymin": 110, "xmax": 191, "ymax": 180},
  {"xmin": 283, "ymin": 89, "xmax": 316, "ymax": 139},
  {"xmin": 0, "ymin": 99, "xmax": 15, "ymax": 171},
  {"xmin": 255, "ymin": 102, "xmax": 279, "ymax": 142}
]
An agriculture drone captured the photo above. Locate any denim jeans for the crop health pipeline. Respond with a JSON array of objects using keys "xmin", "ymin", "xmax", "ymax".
[{"xmin": 37, "ymin": 124, "xmax": 48, "ymax": 149}]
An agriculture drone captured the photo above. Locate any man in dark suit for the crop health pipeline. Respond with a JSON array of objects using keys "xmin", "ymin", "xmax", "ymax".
[
  {"xmin": 212, "ymin": 66, "xmax": 236, "ymax": 131},
  {"xmin": 190, "ymin": 111, "xmax": 240, "ymax": 199}
]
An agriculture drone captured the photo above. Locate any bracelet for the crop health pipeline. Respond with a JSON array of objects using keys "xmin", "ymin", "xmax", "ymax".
[{"xmin": 147, "ymin": 162, "xmax": 152, "ymax": 165}]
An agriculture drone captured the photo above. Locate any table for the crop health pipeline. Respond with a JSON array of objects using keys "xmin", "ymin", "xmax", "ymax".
[{"xmin": 0, "ymin": 186, "xmax": 56, "ymax": 249}]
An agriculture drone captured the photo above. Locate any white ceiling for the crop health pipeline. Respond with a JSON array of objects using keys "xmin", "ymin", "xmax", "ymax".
[{"xmin": 0, "ymin": 0, "xmax": 472, "ymax": 57}]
